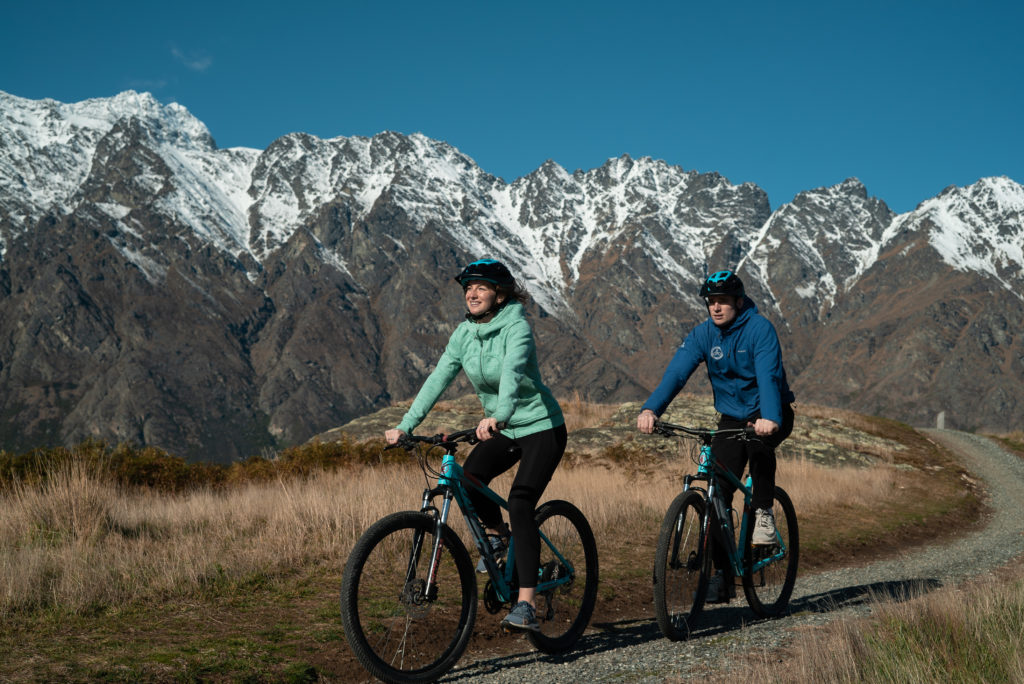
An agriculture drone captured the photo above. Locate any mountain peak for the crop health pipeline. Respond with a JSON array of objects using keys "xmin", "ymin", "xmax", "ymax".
[{"xmin": 1, "ymin": 90, "xmax": 1023, "ymax": 459}]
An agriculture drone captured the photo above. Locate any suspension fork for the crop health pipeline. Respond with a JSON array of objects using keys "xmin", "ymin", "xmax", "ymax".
[
  {"xmin": 669, "ymin": 475, "xmax": 698, "ymax": 568},
  {"xmin": 421, "ymin": 488, "xmax": 455, "ymax": 601}
]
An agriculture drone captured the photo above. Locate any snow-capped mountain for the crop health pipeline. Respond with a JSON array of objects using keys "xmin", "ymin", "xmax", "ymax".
[{"xmin": 1, "ymin": 90, "xmax": 1020, "ymax": 460}]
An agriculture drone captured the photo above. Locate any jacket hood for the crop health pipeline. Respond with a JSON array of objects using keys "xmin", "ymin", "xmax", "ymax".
[
  {"xmin": 469, "ymin": 300, "xmax": 525, "ymax": 335},
  {"xmin": 716, "ymin": 296, "xmax": 757, "ymax": 332}
]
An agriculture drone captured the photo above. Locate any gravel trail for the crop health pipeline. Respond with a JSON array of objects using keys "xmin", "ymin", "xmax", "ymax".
[{"xmin": 443, "ymin": 429, "xmax": 1024, "ymax": 683}]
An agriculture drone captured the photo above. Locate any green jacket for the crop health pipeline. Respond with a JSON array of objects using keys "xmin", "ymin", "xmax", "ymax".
[{"xmin": 395, "ymin": 301, "xmax": 564, "ymax": 439}]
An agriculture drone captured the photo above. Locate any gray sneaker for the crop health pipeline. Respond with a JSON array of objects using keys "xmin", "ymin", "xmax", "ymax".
[
  {"xmin": 753, "ymin": 508, "xmax": 777, "ymax": 545},
  {"xmin": 501, "ymin": 600, "xmax": 540, "ymax": 631},
  {"xmin": 476, "ymin": 534, "xmax": 507, "ymax": 573}
]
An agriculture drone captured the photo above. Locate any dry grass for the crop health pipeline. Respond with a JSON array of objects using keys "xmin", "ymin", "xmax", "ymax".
[
  {"xmin": 0, "ymin": 447, "xmax": 903, "ymax": 619},
  {"xmin": 738, "ymin": 568, "xmax": 1024, "ymax": 683},
  {"xmin": 990, "ymin": 431, "xmax": 1024, "ymax": 458},
  {"xmin": 559, "ymin": 391, "xmax": 621, "ymax": 432},
  {"xmin": 1, "ymin": 461, "xmax": 411, "ymax": 616},
  {"xmin": 771, "ymin": 454, "xmax": 898, "ymax": 516}
]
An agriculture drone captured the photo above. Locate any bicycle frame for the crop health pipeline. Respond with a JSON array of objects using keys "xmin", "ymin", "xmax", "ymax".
[
  {"xmin": 418, "ymin": 446, "xmax": 576, "ymax": 606},
  {"xmin": 682, "ymin": 437, "xmax": 788, "ymax": 579}
]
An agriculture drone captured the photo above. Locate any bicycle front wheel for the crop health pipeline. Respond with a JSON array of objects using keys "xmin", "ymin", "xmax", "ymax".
[
  {"xmin": 653, "ymin": 490, "xmax": 709, "ymax": 640},
  {"xmin": 340, "ymin": 511, "xmax": 477, "ymax": 684},
  {"xmin": 741, "ymin": 486, "xmax": 799, "ymax": 617},
  {"xmin": 527, "ymin": 500, "xmax": 599, "ymax": 654}
]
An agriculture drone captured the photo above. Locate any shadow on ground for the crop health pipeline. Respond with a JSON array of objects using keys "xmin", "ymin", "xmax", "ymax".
[{"xmin": 444, "ymin": 578, "xmax": 943, "ymax": 680}]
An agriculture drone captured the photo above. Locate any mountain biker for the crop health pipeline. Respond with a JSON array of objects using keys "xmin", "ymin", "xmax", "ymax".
[
  {"xmin": 384, "ymin": 258, "xmax": 566, "ymax": 632},
  {"xmin": 636, "ymin": 270, "xmax": 795, "ymax": 602}
]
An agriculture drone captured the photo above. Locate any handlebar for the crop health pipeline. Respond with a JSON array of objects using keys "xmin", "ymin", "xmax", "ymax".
[
  {"xmin": 652, "ymin": 420, "xmax": 757, "ymax": 440},
  {"xmin": 385, "ymin": 422, "xmax": 508, "ymax": 451}
]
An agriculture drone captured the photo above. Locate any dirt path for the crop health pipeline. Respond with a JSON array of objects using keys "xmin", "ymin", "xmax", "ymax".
[{"xmin": 443, "ymin": 430, "xmax": 1024, "ymax": 682}]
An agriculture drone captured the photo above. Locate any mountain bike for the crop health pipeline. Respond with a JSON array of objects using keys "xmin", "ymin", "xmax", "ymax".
[
  {"xmin": 340, "ymin": 427, "xmax": 599, "ymax": 684},
  {"xmin": 649, "ymin": 420, "xmax": 798, "ymax": 641}
]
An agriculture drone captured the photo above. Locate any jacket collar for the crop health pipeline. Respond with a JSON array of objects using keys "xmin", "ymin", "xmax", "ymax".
[
  {"xmin": 470, "ymin": 300, "xmax": 524, "ymax": 335},
  {"xmin": 715, "ymin": 296, "xmax": 757, "ymax": 334}
]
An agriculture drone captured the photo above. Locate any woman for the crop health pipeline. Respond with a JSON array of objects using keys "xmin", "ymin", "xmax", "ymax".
[{"xmin": 385, "ymin": 258, "xmax": 566, "ymax": 632}]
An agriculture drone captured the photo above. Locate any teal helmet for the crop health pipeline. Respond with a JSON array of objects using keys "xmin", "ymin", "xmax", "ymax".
[
  {"xmin": 699, "ymin": 270, "xmax": 745, "ymax": 298},
  {"xmin": 454, "ymin": 259, "xmax": 515, "ymax": 288}
]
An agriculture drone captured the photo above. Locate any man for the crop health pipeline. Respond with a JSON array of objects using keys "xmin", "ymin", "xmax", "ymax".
[{"xmin": 637, "ymin": 270, "xmax": 795, "ymax": 602}]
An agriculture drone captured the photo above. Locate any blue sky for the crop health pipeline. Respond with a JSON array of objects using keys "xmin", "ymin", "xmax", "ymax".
[{"xmin": 3, "ymin": 0, "xmax": 1021, "ymax": 213}]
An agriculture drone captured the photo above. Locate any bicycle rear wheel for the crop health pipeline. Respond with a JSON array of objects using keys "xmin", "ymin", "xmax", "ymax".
[
  {"xmin": 653, "ymin": 490, "xmax": 709, "ymax": 640},
  {"xmin": 340, "ymin": 511, "xmax": 477, "ymax": 684},
  {"xmin": 741, "ymin": 486, "xmax": 799, "ymax": 617},
  {"xmin": 527, "ymin": 500, "xmax": 599, "ymax": 654}
]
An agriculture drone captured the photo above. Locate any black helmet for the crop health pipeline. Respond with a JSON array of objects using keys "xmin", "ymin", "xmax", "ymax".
[
  {"xmin": 699, "ymin": 270, "xmax": 745, "ymax": 298},
  {"xmin": 454, "ymin": 259, "xmax": 515, "ymax": 288}
]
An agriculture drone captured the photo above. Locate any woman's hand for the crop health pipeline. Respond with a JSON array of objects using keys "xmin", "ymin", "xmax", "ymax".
[
  {"xmin": 385, "ymin": 429, "xmax": 406, "ymax": 444},
  {"xmin": 476, "ymin": 417, "xmax": 500, "ymax": 441},
  {"xmin": 637, "ymin": 409, "xmax": 657, "ymax": 434}
]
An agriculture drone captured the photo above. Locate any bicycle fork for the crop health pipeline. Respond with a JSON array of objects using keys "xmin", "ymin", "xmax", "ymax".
[{"xmin": 411, "ymin": 487, "xmax": 456, "ymax": 603}]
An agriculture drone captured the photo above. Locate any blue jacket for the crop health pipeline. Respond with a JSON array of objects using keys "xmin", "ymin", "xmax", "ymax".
[{"xmin": 642, "ymin": 298, "xmax": 795, "ymax": 424}]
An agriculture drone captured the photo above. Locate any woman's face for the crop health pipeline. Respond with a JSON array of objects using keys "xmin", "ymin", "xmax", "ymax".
[{"xmin": 464, "ymin": 280, "xmax": 504, "ymax": 318}]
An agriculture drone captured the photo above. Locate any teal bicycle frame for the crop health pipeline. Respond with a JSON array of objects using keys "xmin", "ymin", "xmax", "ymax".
[
  {"xmin": 687, "ymin": 440, "xmax": 787, "ymax": 579},
  {"xmin": 423, "ymin": 447, "xmax": 575, "ymax": 605}
]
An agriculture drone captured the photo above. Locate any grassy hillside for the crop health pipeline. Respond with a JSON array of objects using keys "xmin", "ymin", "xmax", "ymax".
[{"xmin": 0, "ymin": 396, "xmax": 984, "ymax": 681}]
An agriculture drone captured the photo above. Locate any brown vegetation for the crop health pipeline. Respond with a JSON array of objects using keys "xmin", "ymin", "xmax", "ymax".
[{"xmin": 0, "ymin": 397, "xmax": 983, "ymax": 681}]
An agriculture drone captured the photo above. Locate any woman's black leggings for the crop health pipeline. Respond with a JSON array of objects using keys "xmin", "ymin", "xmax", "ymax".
[{"xmin": 463, "ymin": 423, "xmax": 567, "ymax": 589}]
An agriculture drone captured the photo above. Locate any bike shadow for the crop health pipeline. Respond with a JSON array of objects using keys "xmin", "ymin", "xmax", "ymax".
[{"xmin": 444, "ymin": 578, "xmax": 943, "ymax": 680}]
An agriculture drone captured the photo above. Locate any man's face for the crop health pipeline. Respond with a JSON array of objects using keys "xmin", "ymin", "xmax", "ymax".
[{"xmin": 707, "ymin": 295, "xmax": 741, "ymax": 327}]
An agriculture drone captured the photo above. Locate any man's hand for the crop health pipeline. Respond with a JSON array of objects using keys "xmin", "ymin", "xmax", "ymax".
[
  {"xmin": 637, "ymin": 409, "xmax": 657, "ymax": 434},
  {"xmin": 476, "ymin": 417, "xmax": 500, "ymax": 441},
  {"xmin": 385, "ymin": 429, "xmax": 406, "ymax": 444},
  {"xmin": 750, "ymin": 418, "xmax": 779, "ymax": 437}
]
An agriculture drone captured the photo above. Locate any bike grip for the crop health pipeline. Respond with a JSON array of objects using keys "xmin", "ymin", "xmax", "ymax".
[{"xmin": 744, "ymin": 426, "xmax": 758, "ymax": 437}]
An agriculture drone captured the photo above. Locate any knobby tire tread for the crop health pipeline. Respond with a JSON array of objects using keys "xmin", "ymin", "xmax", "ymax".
[
  {"xmin": 653, "ymin": 490, "xmax": 709, "ymax": 640},
  {"xmin": 340, "ymin": 511, "xmax": 477, "ymax": 684}
]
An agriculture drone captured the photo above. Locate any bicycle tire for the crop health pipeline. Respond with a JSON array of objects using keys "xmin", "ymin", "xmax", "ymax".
[
  {"xmin": 741, "ymin": 486, "xmax": 799, "ymax": 617},
  {"xmin": 340, "ymin": 511, "xmax": 477, "ymax": 684},
  {"xmin": 526, "ymin": 500, "xmax": 599, "ymax": 654},
  {"xmin": 653, "ymin": 490, "xmax": 710, "ymax": 640}
]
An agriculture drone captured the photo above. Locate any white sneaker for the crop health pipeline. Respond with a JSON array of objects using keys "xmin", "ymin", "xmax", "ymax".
[{"xmin": 753, "ymin": 508, "xmax": 776, "ymax": 545}]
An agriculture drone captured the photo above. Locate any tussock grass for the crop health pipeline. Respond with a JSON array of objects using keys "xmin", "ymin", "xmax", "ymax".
[
  {"xmin": 739, "ymin": 570, "xmax": 1024, "ymax": 683},
  {"xmin": 0, "ymin": 448, "xmax": 901, "ymax": 618},
  {"xmin": 0, "ymin": 402, "xmax": 983, "ymax": 681},
  {"xmin": 1, "ymin": 461, "xmax": 411, "ymax": 616},
  {"xmin": 560, "ymin": 391, "xmax": 620, "ymax": 432},
  {"xmin": 773, "ymin": 453, "xmax": 898, "ymax": 515}
]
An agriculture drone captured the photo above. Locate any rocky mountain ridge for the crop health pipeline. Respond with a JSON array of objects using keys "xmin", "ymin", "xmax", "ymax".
[{"xmin": 1, "ymin": 90, "xmax": 1020, "ymax": 460}]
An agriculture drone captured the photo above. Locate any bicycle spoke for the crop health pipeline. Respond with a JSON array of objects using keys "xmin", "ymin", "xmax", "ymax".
[
  {"xmin": 654, "ymin": 491, "xmax": 708, "ymax": 640},
  {"xmin": 341, "ymin": 512, "xmax": 477, "ymax": 683},
  {"xmin": 527, "ymin": 500, "xmax": 598, "ymax": 654},
  {"xmin": 741, "ymin": 487, "xmax": 799, "ymax": 617}
]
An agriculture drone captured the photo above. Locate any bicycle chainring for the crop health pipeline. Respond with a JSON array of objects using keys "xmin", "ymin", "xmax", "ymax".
[{"xmin": 483, "ymin": 579, "xmax": 505, "ymax": 614}]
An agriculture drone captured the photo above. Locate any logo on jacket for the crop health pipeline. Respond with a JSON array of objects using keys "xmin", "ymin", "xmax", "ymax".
[{"xmin": 710, "ymin": 346, "xmax": 724, "ymax": 360}]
